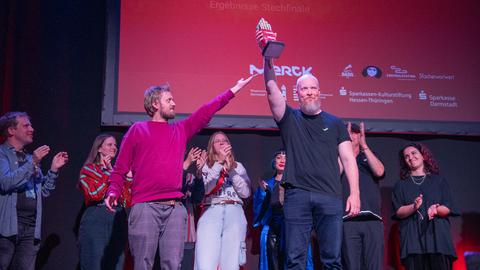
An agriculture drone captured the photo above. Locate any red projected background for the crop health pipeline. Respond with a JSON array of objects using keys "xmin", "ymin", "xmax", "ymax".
[{"xmin": 108, "ymin": 0, "xmax": 480, "ymax": 133}]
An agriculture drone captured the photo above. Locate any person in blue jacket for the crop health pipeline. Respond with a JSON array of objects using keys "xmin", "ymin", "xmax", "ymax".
[{"xmin": 253, "ymin": 150, "xmax": 313, "ymax": 270}]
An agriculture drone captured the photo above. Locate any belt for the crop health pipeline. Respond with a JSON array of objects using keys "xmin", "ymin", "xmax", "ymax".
[
  {"xmin": 88, "ymin": 201, "xmax": 106, "ymax": 207},
  {"xmin": 210, "ymin": 200, "xmax": 242, "ymax": 205},
  {"xmin": 147, "ymin": 198, "xmax": 182, "ymax": 206}
]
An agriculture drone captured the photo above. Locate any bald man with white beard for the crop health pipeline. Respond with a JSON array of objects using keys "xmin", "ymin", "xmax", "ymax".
[{"xmin": 257, "ymin": 32, "xmax": 360, "ymax": 270}]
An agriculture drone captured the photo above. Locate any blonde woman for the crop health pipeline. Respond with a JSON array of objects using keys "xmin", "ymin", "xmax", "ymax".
[{"xmin": 195, "ymin": 132, "xmax": 250, "ymax": 270}]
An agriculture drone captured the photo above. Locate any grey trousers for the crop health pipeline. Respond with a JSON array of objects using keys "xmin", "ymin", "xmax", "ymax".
[{"xmin": 128, "ymin": 202, "xmax": 187, "ymax": 270}]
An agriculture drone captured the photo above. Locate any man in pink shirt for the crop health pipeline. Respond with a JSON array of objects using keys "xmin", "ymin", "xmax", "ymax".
[{"xmin": 104, "ymin": 76, "xmax": 255, "ymax": 270}]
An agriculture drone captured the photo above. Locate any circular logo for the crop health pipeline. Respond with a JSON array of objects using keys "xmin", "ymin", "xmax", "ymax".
[{"xmin": 362, "ymin": 65, "xmax": 382, "ymax": 78}]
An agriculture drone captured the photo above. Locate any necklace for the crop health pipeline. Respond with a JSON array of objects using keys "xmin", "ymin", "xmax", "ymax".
[{"xmin": 411, "ymin": 175, "xmax": 426, "ymax": 185}]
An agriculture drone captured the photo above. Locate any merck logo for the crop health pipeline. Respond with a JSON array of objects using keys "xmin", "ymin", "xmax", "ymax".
[{"xmin": 250, "ymin": 64, "xmax": 312, "ymax": 77}]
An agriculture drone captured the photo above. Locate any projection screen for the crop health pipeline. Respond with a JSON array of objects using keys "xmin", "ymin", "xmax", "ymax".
[{"xmin": 102, "ymin": 0, "xmax": 480, "ymax": 135}]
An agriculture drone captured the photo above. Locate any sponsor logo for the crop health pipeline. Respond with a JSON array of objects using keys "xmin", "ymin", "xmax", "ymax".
[
  {"xmin": 429, "ymin": 95, "xmax": 458, "ymax": 108},
  {"xmin": 386, "ymin": 65, "xmax": 416, "ymax": 80},
  {"xmin": 249, "ymin": 64, "xmax": 312, "ymax": 77},
  {"xmin": 249, "ymin": 89, "xmax": 267, "ymax": 97},
  {"xmin": 362, "ymin": 65, "xmax": 382, "ymax": 78},
  {"xmin": 342, "ymin": 88, "xmax": 413, "ymax": 105},
  {"xmin": 418, "ymin": 73, "xmax": 455, "ymax": 80},
  {"xmin": 418, "ymin": 90, "xmax": 427, "ymax": 100},
  {"xmin": 341, "ymin": 64, "xmax": 354, "ymax": 79}
]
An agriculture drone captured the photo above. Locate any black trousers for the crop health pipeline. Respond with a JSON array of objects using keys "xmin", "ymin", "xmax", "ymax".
[
  {"xmin": 402, "ymin": 253, "xmax": 453, "ymax": 270},
  {"xmin": 181, "ymin": 242, "xmax": 195, "ymax": 270},
  {"xmin": 342, "ymin": 220, "xmax": 384, "ymax": 270},
  {"xmin": 267, "ymin": 222, "xmax": 284, "ymax": 270},
  {"xmin": 0, "ymin": 223, "xmax": 40, "ymax": 270}
]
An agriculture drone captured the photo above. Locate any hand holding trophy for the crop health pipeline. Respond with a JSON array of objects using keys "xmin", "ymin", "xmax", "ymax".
[{"xmin": 256, "ymin": 18, "xmax": 285, "ymax": 59}]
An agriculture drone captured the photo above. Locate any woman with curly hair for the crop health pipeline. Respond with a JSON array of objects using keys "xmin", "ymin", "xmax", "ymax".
[{"xmin": 392, "ymin": 142, "xmax": 458, "ymax": 270}]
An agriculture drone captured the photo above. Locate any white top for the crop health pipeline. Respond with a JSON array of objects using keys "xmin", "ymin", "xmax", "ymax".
[{"xmin": 202, "ymin": 161, "xmax": 250, "ymax": 204}]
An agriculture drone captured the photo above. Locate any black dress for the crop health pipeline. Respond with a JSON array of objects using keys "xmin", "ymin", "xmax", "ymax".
[{"xmin": 392, "ymin": 174, "xmax": 459, "ymax": 270}]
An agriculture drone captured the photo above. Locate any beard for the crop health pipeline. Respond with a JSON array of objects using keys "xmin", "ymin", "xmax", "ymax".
[
  {"xmin": 160, "ymin": 108, "xmax": 175, "ymax": 120},
  {"xmin": 300, "ymin": 99, "xmax": 321, "ymax": 115}
]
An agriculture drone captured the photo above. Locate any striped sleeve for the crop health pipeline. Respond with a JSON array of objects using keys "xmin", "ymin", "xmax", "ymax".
[{"xmin": 78, "ymin": 164, "xmax": 110, "ymax": 206}]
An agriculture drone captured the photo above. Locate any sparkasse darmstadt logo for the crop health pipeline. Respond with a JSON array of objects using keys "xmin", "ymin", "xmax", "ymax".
[{"xmin": 418, "ymin": 90, "xmax": 427, "ymax": 100}]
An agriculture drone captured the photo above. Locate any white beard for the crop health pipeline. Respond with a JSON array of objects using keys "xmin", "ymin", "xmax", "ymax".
[{"xmin": 300, "ymin": 100, "xmax": 321, "ymax": 115}]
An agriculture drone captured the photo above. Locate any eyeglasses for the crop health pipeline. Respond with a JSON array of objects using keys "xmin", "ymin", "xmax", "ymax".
[{"xmin": 213, "ymin": 139, "xmax": 229, "ymax": 144}]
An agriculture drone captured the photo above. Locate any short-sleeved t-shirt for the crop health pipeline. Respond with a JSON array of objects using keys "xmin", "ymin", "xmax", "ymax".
[
  {"xmin": 391, "ymin": 174, "xmax": 459, "ymax": 259},
  {"xmin": 277, "ymin": 106, "xmax": 350, "ymax": 196}
]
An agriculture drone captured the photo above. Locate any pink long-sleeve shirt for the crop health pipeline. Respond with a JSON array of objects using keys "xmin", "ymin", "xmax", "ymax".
[{"xmin": 107, "ymin": 90, "xmax": 234, "ymax": 205}]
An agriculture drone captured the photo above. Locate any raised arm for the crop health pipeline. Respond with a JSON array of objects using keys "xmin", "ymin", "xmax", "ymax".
[
  {"xmin": 362, "ymin": 149, "xmax": 385, "ymax": 178},
  {"xmin": 231, "ymin": 75, "xmax": 257, "ymax": 94},
  {"xmin": 264, "ymin": 58, "xmax": 286, "ymax": 122},
  {"xmin": 182, "ymin": 75, "xmax": 256, "ymax": 138},
  {"xmin": 358, "ymin": 122, "xmax": 385, "ymax": 178},
  {"xmin": 256, "ymin": 25, "xmax": 286, "ymax": 121}
]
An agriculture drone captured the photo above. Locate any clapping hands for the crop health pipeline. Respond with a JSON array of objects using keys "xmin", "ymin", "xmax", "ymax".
[{"xmin": 33, "ymin": 145, "xmax": 68, "ymax": 173}]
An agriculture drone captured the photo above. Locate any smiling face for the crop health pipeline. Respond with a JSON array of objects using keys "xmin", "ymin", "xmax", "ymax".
[
  {"xmin": 8, "ymin": 116, "xmax": 34, "ymax": 148},
  {"xmin": 403, "ymin": 146, "xmax": 425, "ymax": 173},
  {"xmin": 98, "ymin": 136, "xmax": 117, "ymax": 160},
  {"xmin": 297, "ymin": 74, "xmax": 321, "ymax": 115},
  {"xmin": 274, "ymin": 152, "xmax": 286, "ymax": 173}
]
